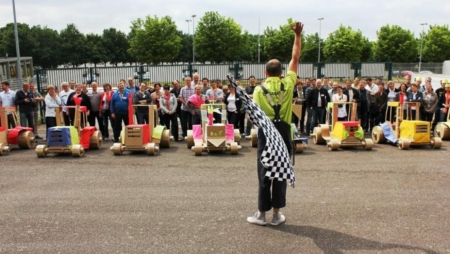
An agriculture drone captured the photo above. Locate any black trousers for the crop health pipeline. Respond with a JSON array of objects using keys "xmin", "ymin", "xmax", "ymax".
[
  {"xmin": 257, "ymin": 121, "xmax": 291, "ymax": 212},
  {"xmin": 180, "ymin": 110, "xmax": 192, "ymax": 137},
  {"xmin": 88, "ymin": 111, "xmax": 104, "ymax": 133},
  {"xmin": 162, "ymin": 113, "xmax": 179, "ymax": 141},
  {"xmin": 227, "ymin": 111, "xmax": 239, "ymax": 129},
  {"xmin": 113, "ymin": 113, "xmax": 129, "ymax": 142},
  {"xmin": 102, "ymin": 109, "xmax": 114, "ymax": 139},
  {"xmin": 358, "ymin": 106, "xmax": 368, "ymax": 131},
  {"xmin": 136, "ymin": 111, "xmax": 149, "ymax": 124},
  {"xmin": 239, "ymin": 111, "xmax": 246, "ymax": 133},
  {"xmin": 45, "ymin": 117, "xmax": 57, "ymax": 136},
  {"xmin": 63, "ymin": 112, "xmax": 71, "ymax": 126}
]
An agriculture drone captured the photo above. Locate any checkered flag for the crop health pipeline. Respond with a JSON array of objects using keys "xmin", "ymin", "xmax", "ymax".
[{"xmin": 227, "ymin": 75, "xmax": 295, "ymax": 188}]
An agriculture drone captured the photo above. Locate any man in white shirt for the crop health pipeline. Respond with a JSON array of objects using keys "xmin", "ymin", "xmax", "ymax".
[
  {"xmin": 191, "ymin": 73, "xmax": 200, "ymax": 86},
  {"xmin": 366, "ymin": 77, "xmax": 379, "ymax": 132},
  {"xmin": 58, "ymin": 82, "xmax": 74, "ymax": 125},
  {"xmin": 0, "ymin": 81, "xmax": 17, "ymax": 128}
]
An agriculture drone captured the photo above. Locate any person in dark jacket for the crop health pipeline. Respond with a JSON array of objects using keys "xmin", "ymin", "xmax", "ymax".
[
  {"xmin": 224, "ymin": 85, "xmax": 242, "ymax": 129},
  {"xmin": 357, "ymin": 81, "xmax": 371, "ymax": 131},
  {"xmin": 306, "ymin": 79, "xmax": 330, "ymax": 134},
  {"xmin": 110, "ymin": 82, "xmax": 131, "ymax": 142},
  {"xmin": 406, "ymin": 83, "xmax": 423, "ymax": 120},
  {"xmin": 134, "ymin": 83, "xmax": 152, "ymax": 124},
  {"xmin": 66, "ymin": 84, "xmax": 92, "ymax": 127},
  {"xmin": 14, "ymin": 82, "xmax": 35, "ymax": 129},
  {"xmin": 343, "ymin": 79, "xmax": 360, "ymax": 119},
  {"xmin": 373, "ymin": 83, "xmax": 388, "ymax": 125}
]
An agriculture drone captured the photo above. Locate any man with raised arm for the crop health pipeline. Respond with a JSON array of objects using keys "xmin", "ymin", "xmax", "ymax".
[{"xmin": 247, "ymin": 21, "xmax": 303, "ymax": 227}]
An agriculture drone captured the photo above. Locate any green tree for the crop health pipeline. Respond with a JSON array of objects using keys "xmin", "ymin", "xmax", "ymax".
[
  {"xmin": 84, "ymin": 33, "xmax": 107, "ymax": 65},
  {"xmin": 240, "ymin": 34, "xmax": 267, "ymax": 63},
  {"xmin": 323, "ymin": 25, "xmax": 364, "ymax": 62},
  {"xmin": 0, "ymin": 23, "xmax": 36, "ymax": 58},
  {"xmin": 175, "ymin": 31, "xmax": 192, "ymax": 63},
  {"xmin": 301, "ymin": 33, "xmax": 323, "ymax": 62},
  {"xmin": 30, "ymin": 25, "xmax": 62, "ymax": 68},
  {"xmin": 128, "ymin": 15, "xmax": 182, "ymax": 64},
  {"xmin": 422, "ymin": 25, "xmax": 450, "ymax": 62},
  {"xmin": 194, "ymin": 11, "xmax": 248, "ymax": 63},
  {"xmin": 373, "ymin": 25, "xmax": 417, "ymax": 62},
  {"xmin": 102, "ymin": 28, "xmax": 130, "ymax": 66},
  {"xmin": 60, "ymin": 24, "xmax": 87, "ymax": 67},
  {"xmin": 360, "ymin": 37, "xmax": 374, "ymax": 62},
  {"xmin": 263, "ymin": 19, "xmax": 297, "ymax": 63}
]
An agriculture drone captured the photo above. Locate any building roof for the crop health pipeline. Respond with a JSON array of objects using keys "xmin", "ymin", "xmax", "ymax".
[{"xmin": 0, "ymin": 57, "xmax": 33, "ymax": 64}]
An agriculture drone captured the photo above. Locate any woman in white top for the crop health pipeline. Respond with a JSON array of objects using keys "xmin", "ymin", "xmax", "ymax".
[
  {"xmin": 224, "ymin": 86, "xmax": 242, "ymax": 128},
  {"xmin": 332, "ymin": 86, "xmax": 348, "ymax": 121},
  {"xmin": 44, "ymin": 85, "xmax": 61, "ymax": 134}
]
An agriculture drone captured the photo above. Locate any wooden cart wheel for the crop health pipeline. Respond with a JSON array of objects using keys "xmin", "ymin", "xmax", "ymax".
[
  {"xmin": 327, "ymin": 139, "xmax": 339, "ymax": 151},
  {"xmin": 35, "ymin": 145, "xmax": 48, "ymax": 157},
  {"xmin": 110, "ymin": 143, "xmax": 123, "ymax": 155},
  {"xmin": 186, "ymin": 130, "xmax": 194, "ymax": 149},
  {"xmin": 234, "ymin": 129, "xmax": 241, "ymax": 144},
  {"xmin": 430, "ymin": 137, "xmax": 442, "ymax": 149},
  {"xmin": 364, "ymin": 138, "xmax": 373, "ymax": 150},
  {"xmin": 89, "ymin": 131, "xmax": 103, "ymax": 149},
  {"xmin": 313, "ymin": 127, "xmax": 325, "ymax": 145},
  {"xmin": 17, "ymin": 131, "xmax": 35, "ymax": 149},
  {"xmin": 193, "ymin": 145, "xmax": 203, "ymax": 156},
  {"xmin": 295, "ymin": 143, "xmax": 304, "ymax": 153},
  {"xmin": 397, "ymin": 139, "xmax": 410, "ymax": 150},
  {"xmin": 160, "ymin": 129, "xmax": 171, "ymax": 148},
  {"xmin": 434, "ymin": 124, "xmax": 450, "ymax": 140},
  {"xmin": 146, "ymin": 143, "xmax": 158, "ymax": 155},
  {"xmin": 71, "ymin": 144, "xmax": 84, "ymax": 157},
  {"xmin": 250, "ymin": 129, "xmax": 257, "ymax": 147},
  {"xmin": 371, "ymin": 126, "xmax": 386, "ymax": 144},
  {"xmin": 230, "ymin": 142, "xmax": 239, "ymax": 155},
  {"xmin": 0, "ymin": 143, "xmax": 9, "ymax": 156}
]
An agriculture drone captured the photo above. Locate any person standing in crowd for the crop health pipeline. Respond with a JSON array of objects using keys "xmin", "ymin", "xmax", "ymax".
[
  {"xmin": 332, "ymin": 85, "xmax": 348, "ymax": 121},
  {"xmin": 160, "ymin": 84, "xmax": 179, "ymax": 141},
  {"xmin": 396, "ymin": 83, "xmax": 408, "ymax": 120},
  {"xmin": 201, "ymin": 78, "xmax": 210, "ymax": 95},
  {"xmin": 134, "ymin": 83, "xmax": 151, "ymax": 124},
  {"xmin": 151, "ymin": 83, "xmax": 162, "ymax": 124},
  {"xmin": 373, "ymin": 83, "xmax": 388, "ymax": 125},
  {"xmin": 44, "ymin": 85, "xmax": 61, "ymax": 134},
  {"xmin": 29, "ymin": 82, "xmax": 44, "ymax": 139},
  {"xmin": 366, "ymin": 78, "xmax": 379, "ymax": 132},
  {"xmin": 406, "ymin": 83, "xmax": 423, "ymax": 120},
  {"xmin": 170, "ymin": 80, "xmax": 182, "ymax": 140},
  {"xmin": 243, "ymin": 75, "xmax": 257, "ymax": 136},
  {"xmin": 352, "ymin": 77, "xmax": 360, "ymax": 89},
  {"xmin": 304, "ymin": 78, "xmax": 316, "ymax": 135},
  {"xmin": 100, "ymin": 83, "xmax": 114, "ymax": 141},
  {"xmin": 187, "ymin": 85, "xmax": 206, "ymax": 125},
  {"xmin": 69, "ymin": 80, "xmax": 76, "ymax": 90},
  {"xmin": 343, "ymin": 79, "xmax": 360, "ymax": 120},
  {"xmin": 224, "ymin": 85, "xmax": 242, "ymax": 129},
  {"xmin": 422, "ymin": 83, "xmax": 438, "ymax": 130},
  {"xmin": 126, "ymin": 77, "xmax": 139, "ymax": 96},
  {"xmin": 358, "ymin": 80, "xmax": 370, "ymax": 132},
  {"xmin": 81, "ymin": 84, "xmax": 88, "ymax": 94},
  {"xmin": 59, "ymin": 82, "xmax": 74, "ymax": 125},
  {"xmin": 386, "ymin": 81, "xmax": 399, "ymax": 102},
  {"xmin": 15, "ymin": 82, "xmax": 35, "ymax": 129},
  {"xmin": 179, "ymin": 76, "xmax": 195, "ymax": 139},
  {"xmin": 66, "ymin": 84, "xmax": 91, "ymax": 127},
  {"xmin": 306, "ymin": 79, "xmax": 330, "ymax": 134},
  {"xmin": 206, "ymin": 80, "xmax": 224, "ymax": 123},
  {"xmin": 292, "ymin": 79, "xmax": 304, "ymax": 132},
  {"xmin": 87, "ymin": 82, "xmax": 104, "ymax": 133},
  {"xmin": 110, "ymin": 82, "xmax": 130, "ymax": 142},
  {"xmin": 322, "ymin": 77, "xmax": 331, "ymax": 91},
  {"xmin": 438, "ymin": 82, "xmax": 450, "ymax": 122},
  {"xmin": 0, "ymin": 81, "xmax": 16, "ymax": 128},
  {"xmin": 247, "ymin": 21, "xmax": 303, "ymax": 227},
  {"xmin": 436, "ymin": 79, "xmax": 447, "ymax": 99},
  {"xmin": 191, "ymin": 73, "xmax": 200, "ymax": 86}
]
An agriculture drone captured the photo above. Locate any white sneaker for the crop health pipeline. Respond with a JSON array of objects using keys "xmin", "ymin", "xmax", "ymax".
[
  {"xmin": 247, "ymin": 211, "xmax": 266, "ymax": 226},
  {"xmin": 270, "ymin": 213, "xmax": 286, "ymax": 226}
]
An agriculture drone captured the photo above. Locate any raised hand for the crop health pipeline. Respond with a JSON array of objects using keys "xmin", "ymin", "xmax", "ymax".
[{"xmin": 291, "ymin": 21, "xmax": 304, "ymax": 35}]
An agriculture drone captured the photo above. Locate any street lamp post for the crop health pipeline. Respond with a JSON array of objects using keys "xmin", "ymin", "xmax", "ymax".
[
  {"xmin": 12, "ymin": 0, "xmax": 22, "ymax": 86},
  {"xmin": 258, "ymin": 16, "xmax": 261, "ymax": 63},
  {"xmin": 192, "ymin": 15, "xmax": 196, "ymax": 63},
  {"xmin": 419, "ymin": 23, "xmax": 428, "ymax": 72},
  {"xmin": 318, "ymin": 18, "xmax": 324, "ymax": 63}
]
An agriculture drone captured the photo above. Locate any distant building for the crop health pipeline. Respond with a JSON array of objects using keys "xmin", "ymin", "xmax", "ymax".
[{"xmin": 0, "ymin": 56, "xmax": 34, "ymax": 91}]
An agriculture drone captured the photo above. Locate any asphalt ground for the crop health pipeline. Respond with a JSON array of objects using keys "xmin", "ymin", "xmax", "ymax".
[{"xmin": 0, "ymin": 133, "xmax": 449, "ymax": 254}]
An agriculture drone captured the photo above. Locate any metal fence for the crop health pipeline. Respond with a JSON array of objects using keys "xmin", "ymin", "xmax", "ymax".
[
  {"xmin": 392, "ymin": 62, "xmax": 443, "ymax": 76},
  {"xmin": 34, "ymin": 62, "xmax": 394, "ymax": 92}
]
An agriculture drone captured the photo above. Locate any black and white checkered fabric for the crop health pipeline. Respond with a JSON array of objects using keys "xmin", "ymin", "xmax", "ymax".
[{"xmin": 227, "ymin": 76, "xmax": 295, "ymax": 188}]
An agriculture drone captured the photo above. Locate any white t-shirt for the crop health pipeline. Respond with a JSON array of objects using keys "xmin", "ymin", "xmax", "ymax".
[
  {"xmin": 227, "ymin": 94, "xmax": 237, "ymax": 112},
  {"xmin": 59, "ymin": 89, "xmax": 74, "ymax": 112},
  {"xmin": 332, "ymin": 93, "xmax": 348, "ymax": 118},
  {"xmin": 0, "ymin": 89, "xmax": 16, "ymax": 115},
  {"xmin": 365, "ymin": 84, "xmax": 379, "ymax": 94}
]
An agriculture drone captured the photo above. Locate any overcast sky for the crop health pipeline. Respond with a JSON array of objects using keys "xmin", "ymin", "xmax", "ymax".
[{"xmin": 1, "ymin": 0, "xmax": 449, "ymax": 41}]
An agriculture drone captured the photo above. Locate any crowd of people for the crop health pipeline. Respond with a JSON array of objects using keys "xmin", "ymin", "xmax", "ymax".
[{"xmin": 291, "ymin": 76, "xmax": 450, "ymax": 135}]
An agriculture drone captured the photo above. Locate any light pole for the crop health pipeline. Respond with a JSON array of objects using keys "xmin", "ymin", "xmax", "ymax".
[
  {"xmin": 318, "ymin": 18, "xmax": 324, "ymax": 63},
  {"xmin": 419, "ymin": 23, "xmax": 428, "ymax": 72},
  {"xmin": 258, "ymin": 17, "xmax": 261, "ymax": 63},
  {"xmin": 12, "ymin": 0, "xmax": 22, "ymax": 86},
  {"xmin": 185, "ymin": 19, "xmax": 191, "ymax": 35},
  {"xmin": 192, "ymin": 15, "xmax": 196, "ymax": 63}
]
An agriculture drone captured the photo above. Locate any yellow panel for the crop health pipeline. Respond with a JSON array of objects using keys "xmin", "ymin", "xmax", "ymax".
[
  {"xmin": 332, "ymin": 122, "xmax": 345, "ymax": 140},
  {"xmin": 388, "ymin": 101, "xmax": 400, "ymax": 107},
  {"xmin": 399, "ymin": 121, "xmax": 430, "ymax": 143}
]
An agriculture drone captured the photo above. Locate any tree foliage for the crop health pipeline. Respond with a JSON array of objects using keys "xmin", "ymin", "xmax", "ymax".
[
  {"xmin": 323, "ymin": 25, "xmax": 364, "ymax": 62},
  {"xmin": 195, "ymin": 11, "xmax": 247, "ymax": 63},
  {"xmin": 373, "ymin": 25, "xmax": 417, "ymax": 62},
  {"xmin": 85, "ymin": 33, "xmax": 107, "ymax": 65},
  {"xmin": 102, "ymin": 28, "xmax": 130, "ymax": 66},
  {"xmin": 301, "ymin": 33, "xmax": 323, "ymax": 62},
  {"xmin": 30, "ymin": 26, "xmax": 62, "ymax": 68},
  {"xmin": 0, "ymin": 23, "xmax": 36, "ymax": 59},
  {"xmin": 128, "ymin": 15, "xmax": 182, "ymax": 64},
  {"xmin": 422, "ymin": 25, "xmax": 450, "ymax": 62},
  {"xmin": 60, "ymin": 24, "xmax": 87, "ymax": 66}
]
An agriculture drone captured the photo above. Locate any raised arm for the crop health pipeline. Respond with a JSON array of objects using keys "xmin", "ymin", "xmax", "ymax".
[{"xmin": 288, "ymin": 21, "xmax": 304, "ymax": 74}]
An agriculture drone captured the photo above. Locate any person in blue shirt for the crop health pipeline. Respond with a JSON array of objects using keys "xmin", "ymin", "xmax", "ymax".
[{"xmin": 110, "ymin": 82, "xmax": 131, "ymax": 142}]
